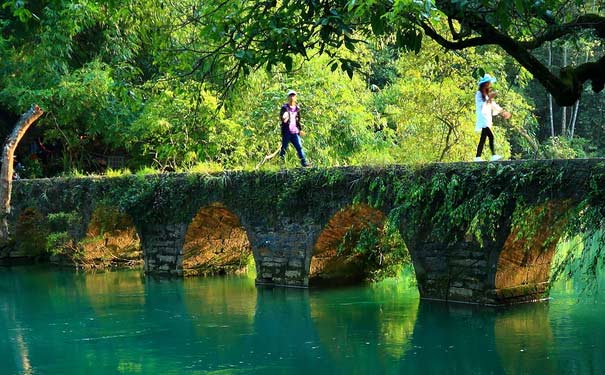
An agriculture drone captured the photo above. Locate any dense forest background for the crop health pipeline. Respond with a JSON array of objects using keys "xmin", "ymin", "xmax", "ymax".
[{"xmin": 1, "ymin": 1, "xmax": 603, "ymax": 177}]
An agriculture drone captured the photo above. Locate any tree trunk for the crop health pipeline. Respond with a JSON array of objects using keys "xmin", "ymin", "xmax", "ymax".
[
  {"xmin": 0, "ymin": 105, "xmax": 44, "ymax": 241},
  {"xmin": 570, "ymin": 100, "xmax": 580, "ymax": 139},
  {"xmin": 548, "ymin": 42, "xmax": 555, "ymax": 138},
  {"xmin": 570, "ymin": 49, "xmax": 590, "ymax": 139},
  {"xmin": 561, "ymin": 45, "xmax": 568, "ymax": 137},
  {"xmin": 561, "ymin": 107, "xmax": 567, "ymax": 137}
]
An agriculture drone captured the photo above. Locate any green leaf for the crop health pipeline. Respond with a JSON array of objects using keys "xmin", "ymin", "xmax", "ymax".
[
  {"xmin": 345, "ymin": 40, "xmax": 355, "ymax": 51},
  {"xmin": 370, "ymin": 13, "xmax": 384, "ymax": 36},
  {"xmin": 413, "ymin": 30, "xmax": 423, "ymax": 54},
  {"xmin": 283, "ymin": 55, "xmax": 293, "ymax": 71}
]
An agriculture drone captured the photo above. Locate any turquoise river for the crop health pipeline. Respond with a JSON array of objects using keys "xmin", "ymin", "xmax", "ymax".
[{"xmin": 1, "ymin": 266, "xmax": 604, "ymax": 374}]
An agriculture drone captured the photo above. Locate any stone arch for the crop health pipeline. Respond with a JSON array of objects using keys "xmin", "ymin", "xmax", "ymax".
[
  {"xmin": 493, "ymin": 201, "xmax": 570, "ymax": 303},
  {"xmin": 310, "ymin": 203, "xmax": 388, "ymax": 286},
  {"xmin": 81, "ymin": 205, "xmax": 142, "ymax": 267},
  {"xmin": 182, "ymin": 202, "xmax": 252, "ymax": 277}
]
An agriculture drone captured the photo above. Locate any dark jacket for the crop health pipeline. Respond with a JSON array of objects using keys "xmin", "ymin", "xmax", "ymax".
[{"xmin": 280, "ymin": 103, "xmax": 302, "ymax": 135}]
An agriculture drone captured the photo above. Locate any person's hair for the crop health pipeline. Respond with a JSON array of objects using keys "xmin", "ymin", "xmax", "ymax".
[{"xmin": 478, "ymin": 82, "xmax": 490, "ymax": 101}]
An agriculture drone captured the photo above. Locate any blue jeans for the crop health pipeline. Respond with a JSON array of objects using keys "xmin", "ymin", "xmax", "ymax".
[{"xmin": 279, "ymin": 132, "xmax": 307, "ymax": 166}]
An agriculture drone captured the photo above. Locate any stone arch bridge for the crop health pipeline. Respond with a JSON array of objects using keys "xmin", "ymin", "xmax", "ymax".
[{"xmin": 9, "ymin": 160, "xmax": 605, "ymax": 305}]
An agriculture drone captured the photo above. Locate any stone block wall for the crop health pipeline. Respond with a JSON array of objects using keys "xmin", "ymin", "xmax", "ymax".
[
  {"xmin": 411, "ymin": 242, "xmax": 494, "ymax": 304},
  {"xmin": 141, "ymin": 224, "xmax": 187, "ymax": 276},
  {"xmin": 250, "ymin": 222, "xmax": 321, "ymax": 287}
]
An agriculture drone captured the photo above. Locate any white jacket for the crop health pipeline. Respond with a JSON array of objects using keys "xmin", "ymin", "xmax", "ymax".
[{"xmin": 475, "ymin": 91, "xmax": 503, "ymax": 132}]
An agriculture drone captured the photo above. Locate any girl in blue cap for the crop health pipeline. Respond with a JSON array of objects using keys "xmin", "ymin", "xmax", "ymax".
[{"xmin": 474, "ymin": 74, "xmax": 511, "ymax": 161}]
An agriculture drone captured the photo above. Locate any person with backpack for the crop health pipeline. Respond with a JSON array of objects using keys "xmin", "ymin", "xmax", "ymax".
[
  {"xmin": 474, "ymin": 74, "xmax": 511, "ymax": 161},
  {"xmin": 279, "ymin": 90, "xmax": 311, "ymax": 167}
]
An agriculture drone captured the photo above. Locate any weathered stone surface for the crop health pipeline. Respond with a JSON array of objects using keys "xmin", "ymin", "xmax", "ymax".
[
  {"xmin": 285, "ymin": 270, "xmax": 301, "ymax": 278},
  {"xmin": 158, "ymin": 255, "xmax": 176, "ymax": 263},
  {"xmin": 449, "ymin": 287, "xmax": 473, "ymax": 298}
]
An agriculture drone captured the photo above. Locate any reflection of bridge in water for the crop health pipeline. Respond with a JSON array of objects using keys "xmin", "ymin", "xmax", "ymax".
[
  {"xmin": 4, "ymin": 269, "xmax": 604, "ymax": 373},
  {"xmin": 11, "ymin": 160, "xmax": 605, "ymax": 305}
]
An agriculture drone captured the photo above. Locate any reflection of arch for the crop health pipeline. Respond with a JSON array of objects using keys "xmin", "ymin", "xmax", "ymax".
[
  {"xmin": 182, "ymin": 277, "xmax": 256, "ymax": 339},
  {"xmin": 494, "ymin": 201, "xmax": 569, "ymax": 302},
  {"xmin": 310, "ymin": 204, "xmax": 386, "ymax": 286},
  {"xmin": 84, "ymin": 269, "xmax": 145, "ymax": 315},
  {"xmin": 309, "ymin": 279, "xmax": 419, "ymax": 371},
  {"xmin": 494, "ymin": 304, "xmax": 559, "ymax": 374},
  {"xmin": 183, "ymin": 202, "xmax": 252, "ymax": 277},
  {"xmin": 82, "ymin": 205, "xmax": 142, "ymax": 266}
]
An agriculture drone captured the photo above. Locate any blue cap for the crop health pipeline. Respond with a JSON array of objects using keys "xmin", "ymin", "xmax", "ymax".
[{"xmin": 478, "ymin": 74, "xmax": 497, "ymax": 86}]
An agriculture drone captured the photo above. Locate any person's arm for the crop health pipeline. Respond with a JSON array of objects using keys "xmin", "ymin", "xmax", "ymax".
[
  {"xmin": 491, "ymin": 101, "xmax": 503, "ymax": 115},
  {"xmin": 491, "ymin": 101, "xmax": 511, "ymax": 119},
  {"xmin": 280, "ymin": 105, "xmax": 287, "ymax": 123},
  {"xmin": 297, "ymin": 106, "xmax": 305, "ymax": 135},
  {"xmin": 488, "ymin": 91, "xmax": 511, "ymax": 119}
]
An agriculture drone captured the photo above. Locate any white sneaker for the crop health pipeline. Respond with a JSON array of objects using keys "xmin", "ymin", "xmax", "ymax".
[
  {"xmin": 474, "ymin": 157, "xmax": 483, "ymax": 162},
  {"xmin": 491, "ymin": 155, "xmax": 502, "ymax": 161}
]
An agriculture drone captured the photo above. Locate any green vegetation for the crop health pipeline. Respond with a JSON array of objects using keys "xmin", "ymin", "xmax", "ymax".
[
  {"xmin": 2, "ymin": 1, "xmax": 605, "ymax": 285},
  {"xmin": 14, "ymin": 207, "xmax": 48, "ymax": 256},
  {"xmin": 337, "ymin": 219, "xmax": 411, "ymax": 281},
  {"xmin": 551, "ymin": 229, "xmax": 605, "ymax": 297},
  {"xmin": 0, "ymin": 1, "xmax": 603, "ymax": 177}
]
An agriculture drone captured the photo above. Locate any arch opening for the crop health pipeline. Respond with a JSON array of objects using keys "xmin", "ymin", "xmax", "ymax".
[
  {"xmin": 310, "ymin": 204, "xmax": 411, "ymax": 286},
  {"xmin": 183, "ymin": 203, "xmax": 253, "ymax": 277},
  {"xmin": 81, "ymin": 205, "xmax": 142, "ymax": 268},
  {"xmin": 494, "ymin": 201, "xmax": 570, "ymax": 302}
]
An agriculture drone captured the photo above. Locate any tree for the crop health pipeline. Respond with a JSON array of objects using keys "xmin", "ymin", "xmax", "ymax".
[
  {"xmin": 0, "ymin": 105, "xmax": 44, "ymax": 241},
  {"xmin": 416, "ymin": 0, "xmax": 605, "ymax": 106},
  {"xmin": 171, "ymin": 0, "xmax": 604, "ymax": 107}
]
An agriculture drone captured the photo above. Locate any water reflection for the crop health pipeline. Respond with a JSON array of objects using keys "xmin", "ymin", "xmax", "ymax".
[
  {"xmin": 548, "ymin": 280, "xmax": 605, "ymax": 374},
  {"xmin": 494, "ymin": 303, "xmax": 558, "ymax": 375},
  {"xmin": 0, "ymin": 267, "xmax": 152, "ymax": 374},
  {"xmin": 13, "ymin": 326, "xmax": 33, "ymax": 375},
  {"xmin": 1, "ymin": 266, "xmax": 605, "ymax": 374},
  {"xmin": 309, "ymin": 280, "xmax": 419, "ymax": 372},
  {"xmin": 1, "ymin": 298, "xmax": 32, "ymax": 375},
  {"xmin": 404, "ymin": 302, "xmax": 502, "ymax": 374},
  {"xmin": 182, "ymin": 276, "xmax": 257, "ymax": 353},
  {"xmin": 251, "ymin": 287, "xmax": 321, "ymax": 370}
]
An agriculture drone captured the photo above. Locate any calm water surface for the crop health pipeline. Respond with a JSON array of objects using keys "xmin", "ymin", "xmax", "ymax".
[{"xmin": 1, "ymin": 266, "xmax": 604, "ymax": 374}]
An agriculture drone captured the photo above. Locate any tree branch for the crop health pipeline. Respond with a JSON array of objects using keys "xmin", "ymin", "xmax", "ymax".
[
  {"xmin": 418, "ymin": 20, "xmax": 490, "ymax": 49},
  {"xmin": 0, "ymin": 105, "xmax": 44, "ymax": 241},
  {"xmin": 519, "ymin": 14, "xmax": 605, "ymax": 50},
  {"xmin": 432, "ymin": 1, "xmax": 601, "ymax": 106}
]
